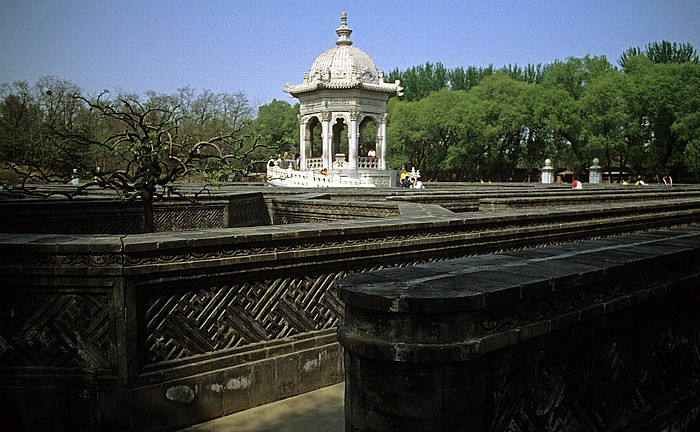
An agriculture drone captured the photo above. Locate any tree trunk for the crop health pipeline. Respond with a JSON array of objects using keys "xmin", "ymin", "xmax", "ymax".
[{"xmin": 142, "ymin": 189, "xmax": 155, "ymax": 233}]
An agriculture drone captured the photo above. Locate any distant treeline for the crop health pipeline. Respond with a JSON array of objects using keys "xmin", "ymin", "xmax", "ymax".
[
  {"xmin": 385, "ymin": 41, "xmax": 700, "ymax": 182},
  {"xmin": 1, "ymin": 41, "xmax": 698, "ymax": 185}
]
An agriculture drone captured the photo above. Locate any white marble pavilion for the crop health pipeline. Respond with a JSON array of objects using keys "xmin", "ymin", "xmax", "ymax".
[{"xmin": 268, "ymin": 12, "xmax": 403, "ymax": 187}]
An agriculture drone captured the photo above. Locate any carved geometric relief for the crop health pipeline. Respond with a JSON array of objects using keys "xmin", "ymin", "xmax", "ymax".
[
  {"xmin": 154, "ymin": 207, "xmax": 225, "ymax": 231},
  {"xmin": 491, "ymin": 301, "xmax": 700, "ymax": 431},
  {"xmin": 144, "ymin": 271, "xmax": 346, "ymax": 365},
  {"xmin": 0, "ymin": 291, "xmax": 114, "ymax": 371},
  {"xmin": 228, "ymin": 197, "xmax": 270, "ymax": 227}
]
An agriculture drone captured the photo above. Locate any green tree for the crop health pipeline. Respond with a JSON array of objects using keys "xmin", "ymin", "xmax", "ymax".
[
  {"xmin": 0, "ymin": 81, "xmax": 43, "ymax": 166},
  {"xmin": 447, "ymin": 65, "xmax": 494, "ymax": 92},
  {"xmin": 386, "ymin": 62, "xmax": 449, "ymax": 101},
  {"xmin": 386, "ymin": 98, "xmax": 429, "ymax": 171},
  {"xmin": 619, "ymin": 40, "xmax": 699, "ymax": 70},
  {"xmin": 539, "ymin": 56, "xmax": 615, "ymax": 172},
  {"xmin": 578, "ymin": 69, "xmax": 631, "ymax": 180},
  {"xmin": 418, "ymin": 89, "xmax": 470, "ymax": 180},
  {"xmin": 461, "ymin": 73, "xmax": 529, "ymax": 181},
  {"xmin": 669, "ymin": 62, "xmax": 700, "ymax": 180},
  {"xmin": 499, "ymin": 63, "xmax": 545, "ymax": 84},
  {"xmin": 620, "ymin": 42, "xmax": 700, "ymax": 180},
  {"xmin": 253, "ymin": 99, "xmax": 299, "ymax": 156}
]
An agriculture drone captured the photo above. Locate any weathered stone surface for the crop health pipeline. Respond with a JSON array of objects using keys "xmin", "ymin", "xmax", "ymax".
[
  {"xmin": 339, "ymin": 226, "xmax": 700, "ymax": 431},
  {"xmin": 0, "ymin": 193, "xmax": 270, "ymax": 234},
  {"xmin": 1, "ymin": 186, "xmax": 700, "ymax": 431}
]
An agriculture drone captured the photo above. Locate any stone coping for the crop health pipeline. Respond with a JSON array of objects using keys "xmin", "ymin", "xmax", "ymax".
[
  {"xmin": 339, "ymin": 226, "xmax": 700, "ymax": 315},
  {"xmin": 1, "ymin": 198, "xmax": 699, "ymax": 280},
  {"xmin": 338, "ymin": 226, "xmax": 700, "ymax": 364},
  {"xmin": 0, "ymin": 199, "xmax": 697, "ymax": 251},
  {"xmin": 2, "ymin": 197, "xmax": 696, "ymax": 247}
]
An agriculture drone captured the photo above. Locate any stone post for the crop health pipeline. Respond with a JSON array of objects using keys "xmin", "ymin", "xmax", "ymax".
[
  {"xmin": 589, "ymin": 158, "xmax": 601, "ymax": 184},
  {"xmin": 339, "ymin": 270, "xmax": 490, "ymax": 432},
  {"xmin": 299, "ymin": 114, "xmax": 307, "ymax": 170},
  {"xmin": 348, "ymin": 111, "xmax": 358, "ymax": 170},
  {"xmin": 378, "ymin": 113, "xmax": 388, "ymax": 170},
  {"xmin": 321, "ymin": 112, "xmax": 331, "ymax": 172},
  {"xmin": 541, "ymin": 158, "xmax": 554, "ymax": 184},
  {"xmin": 71, "ymin": 168, "xmax": 80, "ymax": 185}
]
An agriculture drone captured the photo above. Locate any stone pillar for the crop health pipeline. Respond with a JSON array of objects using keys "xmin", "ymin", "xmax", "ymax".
[
  {"xmin": 71, "ymin": 168, "xmax": 80, "ymax": 185},
  {"xmin": 589, "ymin": 158, "xmax": 601, "ymax": 184},
  {"xmin": 378, "ymin": 113, "xmax": 389, "ymax": 170},
  {"xmin": 321, "ymin": 111, "xmax": 331, "ymax": 171},
  {"xmin": 348, "ymin": 111, "xmax": 359, "ymax": 170},
  {"xmin": 299, "ymin": 115, "xmax": 307, "ymax": 170},
  {"xmin": 541, "ymin": 158, "xmax": 554, "ymax": 184}
]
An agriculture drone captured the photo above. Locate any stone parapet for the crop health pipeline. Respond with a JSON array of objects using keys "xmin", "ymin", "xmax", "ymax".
[
  {"xmin": 339, "ymin": 226, "xmax": 700, "ymax": 431},
  {"xmin": 479, "ymin": 189, "xmax": 700, "ymax": 210},
  {"xmin": 0, "ymin": 192, "xmax": 270, "ymax": 234}
]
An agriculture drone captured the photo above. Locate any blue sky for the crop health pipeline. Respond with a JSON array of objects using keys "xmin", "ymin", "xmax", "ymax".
[{"xmin": 1, "ymin": 1, "xmax": 699, "ymax": 108}]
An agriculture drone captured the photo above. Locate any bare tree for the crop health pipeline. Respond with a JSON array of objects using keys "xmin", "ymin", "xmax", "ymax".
[{"xmin": 2, "ymin": 91, "xmax": 268, "ymax": 232}]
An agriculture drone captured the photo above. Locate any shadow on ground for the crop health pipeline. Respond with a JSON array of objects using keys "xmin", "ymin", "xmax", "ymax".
[{"xmin": 178, "ymin": 383, "xmax": 344, "ymax": 432}]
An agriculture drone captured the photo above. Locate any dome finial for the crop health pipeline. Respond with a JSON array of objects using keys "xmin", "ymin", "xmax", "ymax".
[{"xmin": 336, "ymin": 11, "xmax": 352, "ymax": 46}]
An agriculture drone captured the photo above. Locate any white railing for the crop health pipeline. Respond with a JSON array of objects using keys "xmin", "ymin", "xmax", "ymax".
[
  {"xmin": 267, "ymin": 163, "xmax": 375, "ymax": 188},
  {"xmin": 305, "ymin": 158, "xmax": 324, "ymax": 170},
  {"xmin": 306, "ymin": 157, "xmax": 380, "ymax": 170},
  {"xmin": 358, "ymin": 157, "xmax": 379, "ymax": 169}
]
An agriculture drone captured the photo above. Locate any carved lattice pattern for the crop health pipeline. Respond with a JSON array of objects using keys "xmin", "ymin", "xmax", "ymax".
[
  {"xmin": 491, "ymin": 302, "xmax": 700, "ymax": 431},
  {"xmin": 144, "ymin": 271, "xmax": 346, "ymax": 364},
  {"xmin": 228, "ymin": 197, "xmax": 270, "ymax": 227},
  {"xmin": 0, "ymin": 291, "xmax": 114, "ymax": 370},
  {"xmin": 154, "ymin": 207, "xmax": 225, "ymax": 231}
]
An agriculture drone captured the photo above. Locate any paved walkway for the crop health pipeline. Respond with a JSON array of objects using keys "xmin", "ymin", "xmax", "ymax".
[{"xmin": 177, "ymin": 383, "xmax": 344, "ymax": 432}]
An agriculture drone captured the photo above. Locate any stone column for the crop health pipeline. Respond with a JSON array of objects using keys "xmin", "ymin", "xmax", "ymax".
[
  {"xmin": 321, "ymin": 111, "xmax": 331, "ymax": 171},
  {"xmin": 589, "ymin": 158, "xmax": 601, "ymax": 184},
  {"xmin": 541, "ymin": 158, "xmax": 554, "ymax": 184},
  {"xmin": 378, "ymin": 113, "xmax": 389, "ymax": 170},
  {"xmin": 348, "ymin": 111, "xmax": 359, "ymax": 170},
  {"xmin": 298, "ymin": 115, "xmax": 307, "ymax": 170}
]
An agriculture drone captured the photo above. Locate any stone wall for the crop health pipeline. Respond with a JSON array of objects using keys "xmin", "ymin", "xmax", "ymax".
[
  {"xmin": 339, "ymin": 226, "xmax": 700, "ymax": 431},
  {"xmin": 1, "ymin": 190, "xmax": 699, "ymax": 431},
  {"xmin": 271, "ymin": 193, "xmax": 401, "ymax": 223},
  {"xmin": 479, "ymin": 189, "xmax": 700, "ymax": 210},
  {"xmin": 0, "ymin": 192, "xmax": 270, "ymax": 234}
]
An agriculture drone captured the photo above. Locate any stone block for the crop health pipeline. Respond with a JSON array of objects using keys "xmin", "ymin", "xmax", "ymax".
[
  {"xmin": 273, "ymin": 354, "xmax": 301, "ymax": 400},
  {"xmin": 247, "ymin": 359, "xmax": 277, "ymax": 409},
  {"xmin": 96, "ymin": 388, "xmax": 131, "ymax": 432},
  {"xmin": 221, "ymin": 365, "xmax": 253, "ymax": 415}
]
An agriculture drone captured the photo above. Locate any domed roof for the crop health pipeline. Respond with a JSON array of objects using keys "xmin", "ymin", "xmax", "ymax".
[
  {"xmin": 307, "ymin": 13, "xmax": 380, "ymax": 84},
  {"xmin": 284, "ymin": 13, "xmax": 402, "ymax": 97},
  {"xmin": 308, "ymin": 44, "xmax": 380, "ymax": 84}
]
